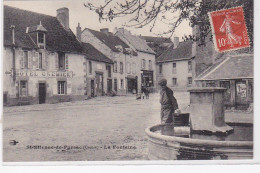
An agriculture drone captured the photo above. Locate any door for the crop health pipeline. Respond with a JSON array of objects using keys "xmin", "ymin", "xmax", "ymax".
[
  {"xmin": 114, "ymin": 79, "xmax": 117, "ymax": 92},
  {"xmin": 39, "ymin": 83, "xmax": 46, "ymax": 104},
  {"xmin": 95, "ymin": 73, "xmax": 104, "ymax": 96},
  {"xmin": 91, "ymin": 80, "xmax": 95, "ymax": 97},
  {"xmin": 107, "ymin": 79, "xmax": 112, "ymax": 93}
]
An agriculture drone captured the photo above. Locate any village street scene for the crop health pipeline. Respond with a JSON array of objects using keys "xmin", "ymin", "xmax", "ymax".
[{"xmin": 2, "ymin": 0, "xmax": 253, "ymax": 161}]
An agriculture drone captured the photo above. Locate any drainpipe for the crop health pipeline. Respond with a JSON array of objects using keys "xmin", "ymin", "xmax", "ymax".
[
  {"xmin": 125, "ymin": 53, "xmax": 127, "ymax": 94},
  {"xmin": 10, "ymin": 25, "xmax": 16, "ymax": 82}
]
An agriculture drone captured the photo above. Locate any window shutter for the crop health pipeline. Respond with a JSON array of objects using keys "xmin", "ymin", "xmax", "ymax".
[
  {"xmin": 35, "ymin": 52, "xmax": 39, "ymax": 69},
  {"xmin": 21, "ymin": 51, "xmax": 25, "ymax": 69},
  {"xmin": 65, "ymin": 54, "xmax": 69, "ymax": 70},
  {"xmin": 42, "ymin": 52, "xmax": 46, "ymax": 69},
  {"xmin": 53, "ymin": 81, "xmax": 57, "ymax": 95},
  {"xmin": 67, "ymin": 80, "xmax": 72, "ymax": 94},
  {"xmin": 55, "ymin": 53, "xmax": 59, "ymax": 69},
  {"xmin": 28, "ymin": 51, "xmax": 32, "ymax": 69}
]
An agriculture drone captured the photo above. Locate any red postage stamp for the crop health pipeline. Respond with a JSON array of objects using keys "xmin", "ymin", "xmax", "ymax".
[{"xmin": 209, "ymin": 6, "xmax": 250, "ymax": 52}]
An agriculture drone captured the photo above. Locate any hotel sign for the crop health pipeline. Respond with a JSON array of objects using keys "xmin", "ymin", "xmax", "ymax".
[{"xmin": 12, "ymin": 70, "xmax": 74, "ymax": 78}]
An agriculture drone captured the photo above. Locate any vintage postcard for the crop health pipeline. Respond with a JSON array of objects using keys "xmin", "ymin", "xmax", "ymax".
[{"xmin": 1, "ymin": 0, "xmax": 257, "ymax": 164}]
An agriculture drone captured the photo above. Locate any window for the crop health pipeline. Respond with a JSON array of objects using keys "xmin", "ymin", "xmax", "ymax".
[
  {"xmin": 120, "ymin": 79, "xmax": 124, "ymax": 89},
  {"xmin": 149, "ymin": 60, "xmax": 152, "ymax": 70},
  {"xmin": 19, "ymin": 80, "xmax": 28, "ymax": 96},
  {"xmin": 58, "ymin": 52, "xmax": 65, "ymax": 70},
  {"xmin": 39, "ymin": 52, "xmax": 43, "ymax": 69},
  {"xmin": 89, "ymin": 61, "xmax": 92, "ymax": 74},
  {"xmin": 188, "ymin": 77, "xmax": 192, "ymax": 86},
  {"xmin": 120, "ymin": 62, "xmax": 124, "ymax": 74},
  {"xmin": 58, "ymin": 81, "xmax": 66, "ymax": 95},
  {"xmin": 38, "ymin": 32, "xmax": 44, "ymax": 44},
  {"xmin": 127, "ymin": 62, "xmax": 130, "ymax": 74},
  {"xmin": 188, "ymin": 60, "xmax": 192, "ymax": 73},
  {"xmin": 159, "ymin": 64, "xmax": 163, "ymax": 74},
  {"xmin": 172, "ymin": 78, "xmax": 177, "ymax": 86},
  {"xmin": 113, "ymin": 61, "xmax": 117, "ymax": 73},
  {"xmin": 132, "ymin": 63, "xmax": 136, "ymax": 74},
  {"xmin": 172, "ymin": 63, "xmax": 176, "ymax": 74},
  {"xmin": 141, "ymin": 59, "xmax": 146, "ymax": 69},
  {"xmin": 23, "ymin": 51, "xmax": 29, "ymax": 68}
]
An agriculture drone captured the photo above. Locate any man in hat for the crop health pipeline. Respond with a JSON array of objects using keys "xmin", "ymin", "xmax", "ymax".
[{"xmin": 158, "ymin": 79, "xmax": 180, "ymax": 124}]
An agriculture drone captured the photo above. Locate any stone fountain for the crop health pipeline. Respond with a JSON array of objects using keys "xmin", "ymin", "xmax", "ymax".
[{"xmin": 145, "ymin": 87, "xmax": 253, "ymax": 160}]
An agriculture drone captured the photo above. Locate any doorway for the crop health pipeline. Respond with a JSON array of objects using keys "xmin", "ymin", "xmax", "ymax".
[
  {"xmin": 91, "ymin": 80, "xmax": 95, "ymax": 97},
  {"xmin": 107, "ymin": 79, "xmax": 112, "ymax": 93},
  {"xmin": 95, "ymin": 73, "xmax": 104, "ymax": 96},
  {"xmin": 38, "ymin": 83, "xmax": 46, "ymax": 104}
]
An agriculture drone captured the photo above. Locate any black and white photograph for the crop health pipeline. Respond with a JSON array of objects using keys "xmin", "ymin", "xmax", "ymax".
[{"xmin": 1, "ymin": 0, "xmax": 257, "ymax": 163}]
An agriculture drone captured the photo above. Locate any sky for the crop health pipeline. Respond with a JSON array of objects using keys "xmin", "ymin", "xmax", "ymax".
[{"xmin": 3, "ymin": 0, "xmax": 192, "ymax": 41}]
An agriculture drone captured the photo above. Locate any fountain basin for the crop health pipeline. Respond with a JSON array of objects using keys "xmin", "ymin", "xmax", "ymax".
[{"xmin": 145, "ymin": 124, "xmax": 253, "ymax": 160}]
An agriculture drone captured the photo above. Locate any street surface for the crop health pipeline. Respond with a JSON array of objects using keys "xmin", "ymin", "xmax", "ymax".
[{"xmin": 3, "ymin": 92, "xmax": 252, "ymax": 161}]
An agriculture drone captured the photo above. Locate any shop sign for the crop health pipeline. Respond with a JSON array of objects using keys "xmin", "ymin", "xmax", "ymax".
[
  {"xmin": 12, "ymin": 70, "xmax": 74, "ymax": 78},
  {"xmin": 236, "ymin": 83, "xmax": 247, "ymax": 98}
]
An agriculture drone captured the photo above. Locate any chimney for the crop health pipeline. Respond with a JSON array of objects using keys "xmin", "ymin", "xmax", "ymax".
[
  {"xmin": 76, "ymin": 23, "xmax": 82, "ymax": 42},
  {"xmin": 173, "ymin": 37, "xmax": 179, "ymax": 48},
  {"xmin": 10, "ymin": 25, "xmax": 15, "ymax": 45},
  {"xmin": 100, "ymin": 28, "xmax": 109, "ymax": 33},
  {"xmin": 56, "ymin": 7, "xmax": 69, "ymax": 30}
]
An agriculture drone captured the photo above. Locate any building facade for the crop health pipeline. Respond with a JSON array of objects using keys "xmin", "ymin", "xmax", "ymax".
[
  {"xmin": 81, "ymin": 43, "xmax": 114, "ymax": 97},
  {"xmin": 3, "ymin": 6, "xmax": 87, "ymax": 106},
  {"xmin": 156, "ymin": 39, "xmax": 195, "ymax": 89},
  {"xmin": 78, "ymin": 27, "xmax": 138, "ymax": 95},
  {"xmin": 114, "ymin": 28, "xmax": 157, "ymax": 92}
]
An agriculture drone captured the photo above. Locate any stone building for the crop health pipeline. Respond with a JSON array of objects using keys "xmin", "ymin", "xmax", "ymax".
[
  {"xmin": 195, "ymin": 54, "xmax": 253, "ymax": 109},
  {"xmin": 3, "ymin": 6, "xmax": 88, "ymax": 106},
  {"xmin": 81, "ymin": 43, "xmax": 113, "ymax": 97},
  {"xmin": 114, "ymin": 28, "xmax": 157, "ymax": 92},
  {"xmin": 78, "ymin": 27, "xmax": 138, "ymax": 95},
  {"xmin": 156, "ymin": 38, "xmax": 195, "ymax": 89}
]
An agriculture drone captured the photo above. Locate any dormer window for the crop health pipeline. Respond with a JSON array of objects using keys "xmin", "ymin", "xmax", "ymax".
[
  {"xmin": 37, "ymin": 32, "xmax": 45, "ymax": 49},
  {"xmin": 27, "ymin": 21, "xmax": 47, "ymax": 49},
  {"xmin": 38, "ymin": 32, "xmax": 44, "ymax": 44},
  {"xmin": 115, "ymin": 45, "xmax": 123, "ymax": 52}
]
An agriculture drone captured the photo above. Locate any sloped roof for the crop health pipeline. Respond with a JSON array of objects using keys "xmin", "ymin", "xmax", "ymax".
[
  {"xmin": 86, "ymin": 28, "xmax": 135, "ymax": 55},
  {"xmin": 116, "ymin": 29, "xmax": 155, "ymax": 55},
  {"xmin": 81, "ymin": 43, "xmax": 113, "ymax": 64},
  {"xmin": 156, "ymin": 40, "xmax": 193, "ymax": 62},
  {"xmin": 4, "ymin": 5, "xmax": 82, "ymax": 53},
  {"xmin": 196, "ymin": 54, "xmax": 253, "ymax": 80},
  {"xmin": 140, "ymin": 36, "xmax": 173, "ymax": 44}
]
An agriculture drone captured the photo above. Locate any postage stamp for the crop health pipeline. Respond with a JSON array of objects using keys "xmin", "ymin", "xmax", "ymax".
[{"xmin": 209, "ymin": 6, "xmax": 250, "ymax": 52}]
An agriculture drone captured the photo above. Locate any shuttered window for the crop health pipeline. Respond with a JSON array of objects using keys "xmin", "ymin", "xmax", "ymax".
[
  {"xmin": 23, "ymin": 51, "xmax": 28, "ymax": 68},
  {"xmin": 39, "ymin": 52, "xmax": 43, "ymax": 69}
]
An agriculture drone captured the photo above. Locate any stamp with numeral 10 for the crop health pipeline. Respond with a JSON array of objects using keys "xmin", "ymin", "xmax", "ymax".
[{"xmin": 209, "ymin": 6, "xmax": 250, "ymax": 52}]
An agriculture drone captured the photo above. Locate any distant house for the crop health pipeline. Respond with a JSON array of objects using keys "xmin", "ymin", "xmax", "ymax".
[
  {"xmin": 156, "ymin": 39, "xmax": 195, "ymax": 89},
  {"xmin": 140, "ymin": 36, "xmax": 173, "ymax": 58},
  {"xmin": 3, "ymin": 6, "xmax": 87, "ymax": 105},
  {"xmin": 115, "ymin": 28, "xmax": 157, "ymax": 92},
  {"xmin": 195, "ymin": 54, "xmax": 253, "ymax": 109},
  {"xmin": 78, "ymin": 27, "xmax": 138, "ymax": 95}
]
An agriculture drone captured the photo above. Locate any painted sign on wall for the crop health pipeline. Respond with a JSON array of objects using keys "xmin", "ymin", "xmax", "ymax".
[{"xmin": 12, "ymin": 70, "xmax": 74, "ymax": 78}]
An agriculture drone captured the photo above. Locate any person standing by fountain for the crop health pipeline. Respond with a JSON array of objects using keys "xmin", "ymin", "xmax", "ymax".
[{"xmin": 158, "ymin": 79, "xmax": 180, "ymax": 124}]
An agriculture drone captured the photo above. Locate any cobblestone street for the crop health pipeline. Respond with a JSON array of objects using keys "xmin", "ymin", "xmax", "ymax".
[{"xmin": 3, "ymin": 92, "xmax": 252, "ymax": 161}]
